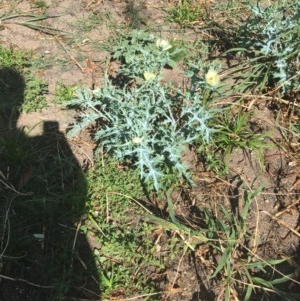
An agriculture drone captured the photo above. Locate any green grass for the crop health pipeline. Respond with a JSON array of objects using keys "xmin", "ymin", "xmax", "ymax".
[
  {"xmin": 85, "ymin": 159, "xmax": 167, "ymax": 298},
  {"xmin": 0, "ymin": 12, "xmax": 68, "ymax": 35},
  {"xmin": 214, "ymin": 109, "xmax": 269, "ymax": 152},
  {"xmin": 167, "ymin": 0, "xmax": 205, "ymax": 27},
  {"xmin": 0, "ymin": 45, "xmax": 47, "ymax": 113},
  {"xmin": 196, "ymin": 108, "xmax": 269, "ymax": 176},
  {"xmin": 149, "ymin": 185, "xmax": 300, "ymax": 301},
  {"xmin": 76, "ymin": 13, "xmax": 107, "ymax": 33},
  {"xmin": 32, "ymin": 0, "xmax": 48, "ymax": 10},
  {"xmin": 54, "ymin": 82, "xmax": 76, "ymax": 104},
  {"xmin": 202, "ymin": 187, "xmax": 297, "ymax": 301}
]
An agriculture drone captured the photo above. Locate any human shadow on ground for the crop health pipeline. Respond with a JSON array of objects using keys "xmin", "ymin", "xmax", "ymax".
[{"xmin": 0, "ymin": 67, "xmax": 100, "ymax": 300}]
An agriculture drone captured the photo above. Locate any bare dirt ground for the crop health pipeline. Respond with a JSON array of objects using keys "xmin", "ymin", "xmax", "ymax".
[{"xmin": 0, "ymin": 0, "xmax": 299, "ymax": 300}]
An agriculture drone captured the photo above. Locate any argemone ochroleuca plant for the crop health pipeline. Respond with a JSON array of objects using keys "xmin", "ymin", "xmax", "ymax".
[{"xmin": 68, "ymin": 31, "xmax": 220, "ymax": 190}]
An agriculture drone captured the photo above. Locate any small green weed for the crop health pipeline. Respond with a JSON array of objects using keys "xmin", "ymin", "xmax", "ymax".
[
  {"xmin": 197, "ymin": 144, "xmax": 229, "ymax": 176},
  {"xmin": 204, "ymin": 185, "xmax": 300, "ymax": 301},
  {"xmin": 0, "ymin": 45, "xmax": 30, "ymax": 68},
  {"xmin": 85, "ymin": 158, "xmax": 164, "ymax": 298},
  {"xmin": 197, "ymin": 109, "xmax": 268, "ymax": 175},
  {"xmin": 76, "ymin": 13, "xmax": 106, "ymax": 33},
  {"xmin": 54, "ymin": 82, "xmax": 76, "ymax": 104},
  {"xmin": 0, "ymin": 45, "xmax": 47, "ymax": 113},
  {"xmin": 150, "ymin": 184, "xmax": 300, "ymax": 301},
  {"xmin": 23, "ymin": 73, "xmax": 47, "ymax": 113},
  {"xmin": 167, "ymin": 0, "xmax": 204, "ymax": 27},
  {"xmin": 32, "ymin": 0, "xmax": 48, "ymax": 9},
  {"xmin": 214, "ymin": 109, "xmax": 268, "ymax": 153}
]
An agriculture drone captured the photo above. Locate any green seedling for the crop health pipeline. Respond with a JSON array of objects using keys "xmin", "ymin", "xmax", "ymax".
[
  {"xmin": 167, "ymin": 0, "xmax": 204, "ymax": 27},
  {"xmin": 0, "ymin": 45, "xmax": 48, "ymax": 113},
  {"xmin": 54, "ymin": 83, "xmax": 76, "ymax": 105},
  {"xmin": 213, "ymin": 109, "xmax": 268, "ymax": 153},
  {"xmin": 76, "ymin": 13, "xmax": 105, "ymax": 33},
  {"xmin": 33, "ymin": 0, "xmax": 48, "ymax": 9}
]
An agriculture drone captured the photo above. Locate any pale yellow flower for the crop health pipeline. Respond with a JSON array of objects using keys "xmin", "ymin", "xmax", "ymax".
[
  {"xmin": 143, "ymin": 71, "xmax": 156, "ymax": 81},
  {"xmin": 205, "ymin": 69, "xmax": 220, "ymax": 87},
  {"xmin": 132, "ymin": 136, "xmax": 144, "ymax": 144},
  {"xmin": 156, "ymin": 38, "xmax": 172, "ymax": 51}
]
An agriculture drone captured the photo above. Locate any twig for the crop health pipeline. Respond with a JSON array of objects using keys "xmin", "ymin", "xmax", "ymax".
[
  {"xmin": 172, "ymin": 246, "xmax": 186, "ymax": 288},
  {"xmin": 103, "ymin": 292, "xmax": 162, "ymax": 301},
  {"xmin": 244, "ymin": 244, "xmax": 300, "ymax": 286},
  {"xmin": 0, "ymin": 178, "xmax": 32, "ymax": 196},
  {"xmin": 72, "ymin": 220, "xmax": 81, "ymax": 253},
  {"xmin": 230, "ymin": 93, "xmax": 300, "ymax": 108},
  {"xmin": 0, "ymin": 198, "xmax": 12, "ymax": 258},
  {"xmin": 0, "ymin": 273, "xmax": 54, "ymax": 288},
  {"xmin": 108, "ymin": 192, "xmax": 152, "ymax": 214},
  {"xmin": 68, "ymin": 140, "xmax": 94, "ymax": 167},
  {"xmin": 55, "ymin": 36, "xmax": 84, "ymax": 71},
  {"xmin": 275, "ymin": 199, "xmax": 300, "ymax": 218},
  {"xmin": 262, "ymin": 210, "xmax": 300, "ymax": 238}
]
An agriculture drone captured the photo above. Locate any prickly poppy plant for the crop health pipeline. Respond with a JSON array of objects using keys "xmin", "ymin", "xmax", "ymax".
[
  {"xmin": 234, "ymin": 0, "xmax": 300, "ymax": 94},
  {"xmin": 68, "ymin": 31, "xmax": 218, "ymax": 190}
]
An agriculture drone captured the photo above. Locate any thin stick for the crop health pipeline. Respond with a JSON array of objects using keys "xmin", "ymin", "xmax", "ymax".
[
  {"xmin": 0, "ymin": 273, "xmax": 54, "ymax": 289},
  {"xmin": 244, "ymin": 244, "xmax": 300, "ymax": 286},
  {"xmin": 275, "ymin": 199, "xmax": 300, "ymax": 218},
  {"xmin": 262, "ymin": 210, "xmax": 300, "ymax": 238},
  {"xmin": 103, "ymin": 291, "xmax": 162, "ymax": 301},
  {"xmin": 108, "ymin": 192, "xmax": 152, "ymax": 214},
  {"xmin": 106, "ymin": 191, "xmax": 109, "ymax": 223},
  {"xmin": 172, "ymin": 246, "xmax": 187, "ymax": 288},
  {"xmin": 55, "ymin": 36, "xmax": 84, "ymax": 71}
]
